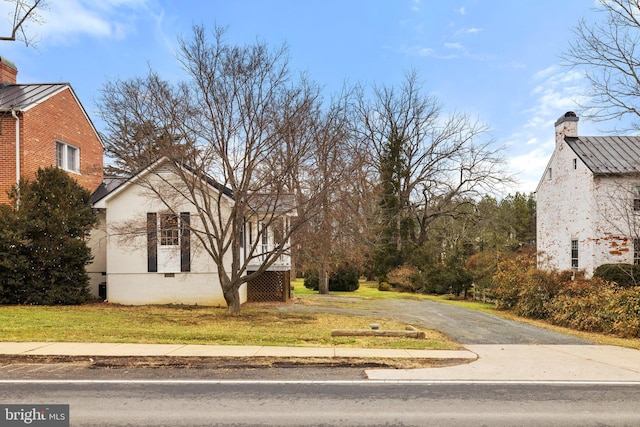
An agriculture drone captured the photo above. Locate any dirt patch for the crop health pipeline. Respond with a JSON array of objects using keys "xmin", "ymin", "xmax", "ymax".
[{"xmin": 0, "ymin": 354, "xmax": 470, "ymax": 370}]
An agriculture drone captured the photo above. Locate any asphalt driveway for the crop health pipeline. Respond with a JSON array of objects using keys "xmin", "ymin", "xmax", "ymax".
[{"xmin": 281, "ymin": 297, "xmax": 592, "ymax": 345}]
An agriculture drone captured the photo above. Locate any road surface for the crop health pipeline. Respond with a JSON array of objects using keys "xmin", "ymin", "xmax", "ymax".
[{"xmin": 1, "ymin": 379, "xmax": 638, "ymax": 426}]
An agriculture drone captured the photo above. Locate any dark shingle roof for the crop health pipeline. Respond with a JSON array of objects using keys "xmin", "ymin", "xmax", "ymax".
[
  {"xmin": 566, "ymin": 136, "xmax": 640, "ymax": 175},
  {"xmin": 90, "ymin": 177, "xmax": 128, "ymax": 205},
  {"xmin": 0, "ymin": 83, "xmax": 70, "ymax": 110}
]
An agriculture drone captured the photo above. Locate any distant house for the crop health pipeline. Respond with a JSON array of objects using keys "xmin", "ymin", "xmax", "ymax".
[
  {"xmin": 0, "ymin": 57, "xmax": 104, "ymax": 203},
  {"xmin": 536, "ymin": 112, "xmax": 640, "ymax": 277},
  {"xmin": 89, "ymin": 157, "xmax": 293, "ymax": 305}
]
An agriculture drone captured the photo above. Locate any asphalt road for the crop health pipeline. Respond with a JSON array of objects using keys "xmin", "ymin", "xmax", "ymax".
[
  {"xmin": 282, "ymin": 297, "xmax": 592, "ymax": 344},
  {"xmin": 2, "ymin": 380, "xmax": 638, "ymax": 426}
]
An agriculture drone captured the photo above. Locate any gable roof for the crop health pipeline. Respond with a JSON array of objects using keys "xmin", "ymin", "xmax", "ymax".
[
  {"xmin": 0, "ymin": 83, "xmax": 69, "ymax": 110},
  {"xmin": 91, "ymin": 157, "xmax": 296, "ymax": 214},
  {"xmin": 91, "ymin": 157, "xmax": 235, "ymax": 208},
  {"xmin": 0, "ymin": 83, "xmax": 104, "ymax": 148},
  {"xmin": 566, "ymin": 136, "xmax": 640, "ymax": 175}
]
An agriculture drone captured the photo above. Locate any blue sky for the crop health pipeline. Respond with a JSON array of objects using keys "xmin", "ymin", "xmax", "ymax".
[{"xmin": 0, "ymin": 0, "xmax": 611, "ymax": 193}]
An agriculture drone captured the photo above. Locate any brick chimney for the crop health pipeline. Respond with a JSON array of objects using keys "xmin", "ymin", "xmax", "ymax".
[
  {"xmin": 0, "ymin": 56, "xmax": 17, "ymax": 85},
  {"xmin": 555, "ymin": 111, "xmax": 578, "ymax": 146}
]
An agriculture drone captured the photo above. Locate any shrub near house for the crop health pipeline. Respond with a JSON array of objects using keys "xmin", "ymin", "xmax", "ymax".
[
  {"xmin": 490, "ymin": 250, "xmax": 640, "ymax": 338},
  {"xmin": 0, "ymin": 167, "xmax": 96, "ymax": 305}
]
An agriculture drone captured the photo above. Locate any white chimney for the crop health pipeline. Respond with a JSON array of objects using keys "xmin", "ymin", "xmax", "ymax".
[{"xmin": 554, "ymin": 111, "xmax": 578, "ymax": 146}]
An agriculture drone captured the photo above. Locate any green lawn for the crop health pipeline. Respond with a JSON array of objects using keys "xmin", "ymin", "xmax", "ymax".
[
  {"xmin": 3, "ymin": 279, "xmax": 636, "ymax": 351},
  {"xmin": 0, "ymin": 298, "xmax": 458, "ymax": 350}
]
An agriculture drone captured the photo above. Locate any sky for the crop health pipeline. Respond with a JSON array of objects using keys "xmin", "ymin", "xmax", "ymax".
[{"xmin": 0, "ymin": 0, "xmax": 616, "ymax": 194}]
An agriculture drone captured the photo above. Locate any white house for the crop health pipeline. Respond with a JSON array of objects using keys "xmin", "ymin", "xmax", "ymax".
[
  {"xmin": 87, "ymin": 158, "xmax": 293, "ymax": 306},
  {"xmin": 536, "ymin": 112, "xmax": 640, "ymax": 277}
]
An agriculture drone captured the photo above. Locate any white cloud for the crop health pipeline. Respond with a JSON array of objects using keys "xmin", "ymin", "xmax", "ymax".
[
  {"xmin": 524, "ymin": 67, "xmax": 588, "ymax": 130},
  {"xmin": 502, "ymin": 65, "xmax": 592, "ymax": 193},
  {"xmin": 27, "ymin": 0, "xmax": 150, "ymax": 45},
  {"xmin": 444, "ymin": 42, "xmax": 463, "ymax": 50},
  {"xmin": 457, "ymin": 7, "xmax": 466, "ymax": 15},
  {"xmin": 508, "ymin": 146, "xmax": 554, "ymax": 193}
]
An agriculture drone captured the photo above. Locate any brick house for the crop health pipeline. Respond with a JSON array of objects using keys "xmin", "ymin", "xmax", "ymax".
[
  {"xmin": 536, "ymin": 112, "xmax": 640, "ymax": 277},
  {"xmin": 0, "ymin": 56, "xmax": 103, "ymax": 203}
]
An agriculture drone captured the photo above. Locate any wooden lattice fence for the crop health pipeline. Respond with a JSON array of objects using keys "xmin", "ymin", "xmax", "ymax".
[{"xmin": 247, "ymin": 271, "xmax": 291, "ymax": 302}]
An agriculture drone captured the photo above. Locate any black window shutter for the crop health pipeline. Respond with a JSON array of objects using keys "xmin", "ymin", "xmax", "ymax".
[
  {"xmin": 147, "ymin": 213, "xmax": 158, "ymax": 272},
  {"xmin": 180, "ymin": 212, "xmax": 191, "ymax": 272}
]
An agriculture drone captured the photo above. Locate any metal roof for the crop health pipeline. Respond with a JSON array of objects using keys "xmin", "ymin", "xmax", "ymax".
[
  {"xmin": 566, "ymin": 136, "xmax": 640, "ymax": 175},
  {"xmin": 0, "ymin": 83, "xmax": 69, "ymax": 111}
]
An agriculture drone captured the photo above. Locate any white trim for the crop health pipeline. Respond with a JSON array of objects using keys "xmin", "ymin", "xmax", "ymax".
[{"xmin": 56, "ymin": 140, "xmax": 80, "ymax": 174}]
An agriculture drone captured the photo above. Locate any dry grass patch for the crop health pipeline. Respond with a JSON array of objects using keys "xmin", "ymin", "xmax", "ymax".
[{"xmin": 0, "ymin": 302, "xmax": 457, "ymax": 350}]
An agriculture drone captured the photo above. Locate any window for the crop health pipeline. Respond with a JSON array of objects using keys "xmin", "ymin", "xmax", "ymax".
[
  {"xmin": 147, "ymin": 212, "xmax": 190, "ymax": 273},
  {"xmin": 635, "ymin": 238, "xmax": 640, "ymax": 266},
  {"xmin": 159, "ymin": 214, "xmax": 179, "ymax": 246},
  {"xmin": 56, "ymin": 141, "xmax": 79, "ymax": 173},
  {"xmin": 634, "ymin": 186, "xmax": 640, "ymax": 211},
  {"xmin": 573, "ymin": 158, "xmax": 577, "ymax": 170},
  {"xmin": 547, "ymin": 167, "xmax": 552, "ymax": 180},
  {"xmin": 571, "ymin": 239, "xmax": 579, "ymax": 269}
]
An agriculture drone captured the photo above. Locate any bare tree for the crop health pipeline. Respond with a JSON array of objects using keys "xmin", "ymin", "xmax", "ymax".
[
  {"xmin": 354, "ymin": 70, "xmax": 511, "ymax": 274},
  {"xmin": 99, "ymin": 26, "xmax": 336, "ymax": 315},
  {"xmin": 1, "ymin": 0, "xmax": 46, "ymax": 46},
  {"xmin": 563, "ymin": 0, "xmax": 640, "ymax": 130},
  {"xmin": 297, "ymin": 89, "xmax": 358, "ymax": 293}
]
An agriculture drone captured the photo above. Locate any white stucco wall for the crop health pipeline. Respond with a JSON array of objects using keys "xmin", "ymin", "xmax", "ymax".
[
  {"xmin": 591, "ymin": 176, "xmax": 639, "ymax": 269},
  {"xmin": 537, "ymin": 135, "xmax": 596, "ymax": 275},
  {"xmin": 537, "ymin": 115, "xmax": 639, "ymax": 277},
  {"xmin": 99, "ymin": 168, "xmax": 246, "ymax": 306}
]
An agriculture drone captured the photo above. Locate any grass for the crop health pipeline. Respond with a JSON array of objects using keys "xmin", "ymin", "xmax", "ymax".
[
  {"xmin": 3, "ymin": 278, "xmax": 638, "ymax": 351},
  {"xmin": 0, "ymin": 300, "xmax": 458, "ymax": 350}
]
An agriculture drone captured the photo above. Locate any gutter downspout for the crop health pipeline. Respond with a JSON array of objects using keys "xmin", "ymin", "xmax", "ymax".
[{"xmin": 11, "ymin": 109, "xmax": 19, "ymax": 207}]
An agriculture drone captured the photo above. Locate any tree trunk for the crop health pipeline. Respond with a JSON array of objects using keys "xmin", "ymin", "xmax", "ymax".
[
  {"xmin": 222, "ymin": 284, "xmax": 241, "ymax": 316},
  {"xmin": 318, "ymin": 267, "xmax": 329, "ymax": 294}
]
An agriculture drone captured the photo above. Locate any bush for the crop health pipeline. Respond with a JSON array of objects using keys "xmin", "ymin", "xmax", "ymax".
[
  {"xmin": 547, "ymin": 278, "xmax": 617, "ymax": 334},
  {"xmin": 378, "ymin": 281, "xmax": 392, "ymax": 292},
  {"xmin": 492, "ymin": 252, "xmax": 536, "ymax": 309},
  {"xmin": 303, "ymin": 264, "xmax": 360, "ymax": 292},
  {"xmin": 0, "ymin": 167, "xmax": 96, "ymax": 305},
  {"xmin": 593, "ymin": 264, "xmax": 640, "ymax": 288},
  {"xmin": 423, "ymin": 264, "xmax": 473, "ymax": 296},
  {"xmin": 609, "ymin": 287, "xmax": 640, "ymax": 337},
  {"xmin": 386, "ymin": 264, "xmax": 422, "ymax": 293},
  {"xmin": 512, "ymin": 269, "xmax": 564, "ymax": 319}
]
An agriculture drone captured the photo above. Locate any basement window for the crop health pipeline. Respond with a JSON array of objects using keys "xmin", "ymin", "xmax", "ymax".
[{"xmin": 56, "ymin": 141, "xmax": 80, "ymax": 174}]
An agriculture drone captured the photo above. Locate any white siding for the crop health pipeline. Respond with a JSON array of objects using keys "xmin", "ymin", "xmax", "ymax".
[{"xmin": 98, "ymin": 169, "xmax": 246, "ymax": 306}]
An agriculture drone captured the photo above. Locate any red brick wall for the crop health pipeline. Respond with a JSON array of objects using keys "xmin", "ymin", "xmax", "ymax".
[
  {"xmin": 0, "ymin": 58, "xmax": 17, "ymax": 85},
  {"xmin": 0, "ymin": 114, "xmax": 17, "ymax": 203},
  {"xmin": 0, "ymin": 87, "xmax": 104, "ymax": 204}
]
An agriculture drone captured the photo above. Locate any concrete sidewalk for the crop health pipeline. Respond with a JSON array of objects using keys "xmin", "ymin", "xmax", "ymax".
[
  {"xmin": 367, "ymin": 344, "xmax": 640, "ymax": 382},
  {"xmin": 0, "ymin": 341, "xmax": 476, "ymax": 360},
  {"xmin": 3, "ymin": 342, "xmax": 640, "ymax": 383}
]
